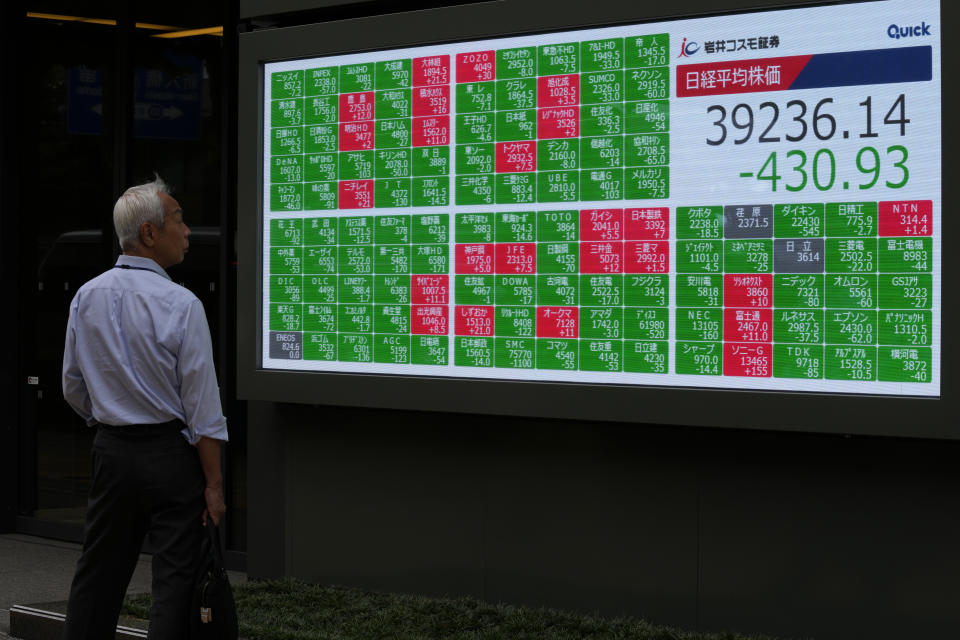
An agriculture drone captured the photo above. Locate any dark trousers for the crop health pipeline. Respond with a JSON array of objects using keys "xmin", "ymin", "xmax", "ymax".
[{"xmin": 62, "ymin": 422, "xmax": 205, "ymax": 640}]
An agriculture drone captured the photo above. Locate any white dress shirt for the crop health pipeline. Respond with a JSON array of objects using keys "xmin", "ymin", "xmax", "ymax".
[{"xmin": 62, "ymin": 255, "xmax": 228, "ymax": 444}]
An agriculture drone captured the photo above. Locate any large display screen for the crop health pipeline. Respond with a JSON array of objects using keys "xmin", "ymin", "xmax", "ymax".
[{"xmin": 259, "ymin": 0, "xmax": 940, "ymax": 396}]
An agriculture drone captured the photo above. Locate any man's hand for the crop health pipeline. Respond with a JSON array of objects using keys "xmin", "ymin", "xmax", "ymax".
[
  {"xmin": 196, "ymin": 436, "xmax": 226, "ymax": 526},
  {"xmin": 203, "ymin": 481, "xmax": 226, "ymax": 526}
]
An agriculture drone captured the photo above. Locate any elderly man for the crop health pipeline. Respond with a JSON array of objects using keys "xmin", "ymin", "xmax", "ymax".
[{"xmin": 61, "ymin": 176, "xmax": 229, "ymax": 639}]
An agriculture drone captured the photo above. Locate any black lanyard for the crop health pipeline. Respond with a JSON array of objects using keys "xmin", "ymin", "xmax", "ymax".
[{"xmin": 113, "ymin": 264, "xmax": 162, "ymax": 276}]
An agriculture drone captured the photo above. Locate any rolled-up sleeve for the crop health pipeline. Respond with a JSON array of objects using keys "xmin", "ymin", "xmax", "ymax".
[
  {"xmin": 176, "ymin": 299, "xmax": 229, "ymax": 444},
  {"xmin": 62, "ymin": 295, "xmax": 96, "ymax": 426}
]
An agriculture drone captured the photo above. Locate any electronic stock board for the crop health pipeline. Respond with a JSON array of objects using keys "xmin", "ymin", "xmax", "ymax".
[{"xmin": 239, "ymin": 0, "xmax": 951, "ymax": 435}]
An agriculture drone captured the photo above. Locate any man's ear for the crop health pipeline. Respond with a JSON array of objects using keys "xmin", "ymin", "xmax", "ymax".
[{"xmin": 140, "ymin": 222, "xmax": 155, "ymax": 247}]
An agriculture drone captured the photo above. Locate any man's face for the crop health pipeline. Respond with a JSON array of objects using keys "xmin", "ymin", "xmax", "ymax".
[{"xmin": 150, "ymin": 192, "xmax": 190, "ymax": 268}]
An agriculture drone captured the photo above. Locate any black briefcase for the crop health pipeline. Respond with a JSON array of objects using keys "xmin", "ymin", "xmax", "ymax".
[{"xmin": 190, "ymin": 523, "xmax": 239, "ymax": 639}]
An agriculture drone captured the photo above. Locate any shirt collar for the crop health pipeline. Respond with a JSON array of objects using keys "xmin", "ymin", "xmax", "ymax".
[{"xmin": 115, "ymin": 255, "xmax": 172, "ymax": 281}]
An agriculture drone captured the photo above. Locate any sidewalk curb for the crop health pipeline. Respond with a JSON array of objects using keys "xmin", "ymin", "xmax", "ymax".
[{"xmin": 9, "ymin": 606, "xmax": 147, "ymax": 640}]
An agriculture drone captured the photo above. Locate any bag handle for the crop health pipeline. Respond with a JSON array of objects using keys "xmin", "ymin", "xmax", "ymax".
[{"xmin": 205, "ymin": 523, "xmax": 226, "ymax": 574}]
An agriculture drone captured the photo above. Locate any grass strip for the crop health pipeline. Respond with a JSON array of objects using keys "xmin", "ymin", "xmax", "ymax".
[{"xmin": 124, "ymin": 579, "xmax": 798, "ymax": 640}]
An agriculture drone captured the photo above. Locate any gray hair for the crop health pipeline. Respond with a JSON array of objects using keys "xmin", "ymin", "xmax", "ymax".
[{"xmin": 113, "ymin": 175, "xmax": 171, "ymax": 250}]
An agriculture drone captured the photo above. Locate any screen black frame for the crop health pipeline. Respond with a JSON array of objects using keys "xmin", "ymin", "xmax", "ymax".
[{"xmin": 238, "ymin": 0, "xmax": 955, "ymax": 438}]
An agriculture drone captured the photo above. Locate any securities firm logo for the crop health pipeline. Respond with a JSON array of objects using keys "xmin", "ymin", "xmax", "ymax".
[
  {"xmin": 888, "ymin": 22, "xmax": 933, "ymax": 39},
  {"xmin": 678, "ymin": 35, "xmax": 781, "ymax": 57}
]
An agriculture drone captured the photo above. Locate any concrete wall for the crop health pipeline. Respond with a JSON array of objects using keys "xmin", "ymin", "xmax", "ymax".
[{"xmin": 249, "ymin": 400, "xmax": 960, "ymax": 640}]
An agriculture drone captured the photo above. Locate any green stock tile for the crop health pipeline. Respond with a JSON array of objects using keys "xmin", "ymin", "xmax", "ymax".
[
  {"xmin": 374, "ymin": 274, "xmax": 411, "ymax": 304},
  {"xmin": 676, "ymin": 206, "xmax": 722, "ymax": 239},
  {"xmin": 375, "ymin": 59, "xmax": 412, "ymax": 90},
  {"xmin": 773, "ymin": 344, "xmax": 825, "ymax": 379},
  {"xmin": 374, "ymin": 178, "xmax": 412, "ymax": 208},
  {"xmin": 338, "ymin": 245, "xmax": 374, "ymax": 274},
  {"xmin": 456, "ymin": 275, "xmax": 494, "ymax": 305},
  {"xmin": 537, "ymin": 171, "xmax": 578, "ymax": 203},
  {"xmin": 339, "ymin": 275, "xmax": 373, "ymax": 304},
  {"xmin": 625, "ymin": 33, "xmax": 669, "ymax": 68},
  {"xmin": 270, "ymin": 275, "xmax": 303, "ymax": 303},
  {"xmin": 305, "ymin": 125, "xmax": 337, "ymax": 153},
  {"xmin": 825, "ymin": 273, "xmax": 877, "ymax": 309},
  {"xmin": 374, "ymin": 244, "xmax": 412, "ymax": 274},
  {"xmin": 269, "ymin": 246, "xmax": 302, "ymax": 274},
  {"xmin": 676, "ymin": 240, "xmax": 722, "ymax": 273},
  {"xmin": 340, "ymin": 151, "xmax": 374, "ymax": 180},
  {"xmin": 580, "ymin": 168, "xmax": 623, "ymax": 201},
  {"xmin": 496, "ymin": 173, "xmax": 536, "ymax": 204},
  {"xmin": 303, "ymin": 332, "xmax": 337, "ymax": 361},
  {"xmin": 624, "ymin": 307, "xmax": 668, "ymax": 341},
  {"xmin": 624, "ymin": 340, "xmax": 668, "ymax": 373},
  {"xmin": 581, "ymin": 70, "xmax": 624, "ymax": 104},
  {"xmin": 773, "ymin": 274, "xmax": 824, "ymax": 308},
  {"xmin": 581, "ymin": 136, "xmax": 624, "ymax": 169},
  {"xmin": 626, "ymin": 100, "xmax": 669, "ymax": 134},
  {"xmin": 676, "ymin": 308, "xmax": 722, "ymax": 342},
  {"xmin": 339, "ymin": 63, "xmax": 374, "ymax": 92},
  {"xmin": 496, "ymin": 78, "xmax": 536, "ymax": 111},
  {"xmin": 411, "ymin": 213, "xmax": 449, "ymax": 243},
  {"xmin": 825, "ymin": 345, "xmax": 877, "ymax": 381},
  {"xmin": 456, "ymin": 113, "xmax": 495, "ymax": 144},
  {"xmin": 878, "ymin": 274, "xmax": 932, "ymax": 309},
  {"xmin": 455, "ymin": 171, "xmax": 494, "ymax": 205},
  {"xmin": 272, "ymin": 70, "xmax": 303, "ymax": 99},
  {"xmin": 412, "ymin": 244, "xmax": 448, "ymax": 274},
  {"xmin": 272, "ymin": 98, "xmax": 304, "ymax": 127},
  {"xmin": 625, "ymin": 66, "xmax": 668, "ymax": 101},
  {"xmin": 774, "ymin": 203, "xmax": 824, "ymax": 238},
  {"xmin": 580, "ymin": 274, "xmax": 623, "ymax": 306},
  {"xmin": 675, "ymin": 341, "xmax": 722, "ymax": 375},
  {"xmin": 270, "ymin": 302, "xmax": 302, "ymax": 331},
  {"xmin": 825, "ymin": 202, "xmax": 877, "ymax": 237},
  {"xmin": 303, "ymin": 303, "xmax": 337, "ymax": 332},
  {"xmin": 338, "ymin": 333, "xmax": 373, "ymax": 362},
  {"xmin": 455, "ymin": 336, "xmax": 493, "ymax": 367},
  {"xmin": 538, "ymin": 139, "xmax": 579, "ymax": 171},
  {"xmin": 580, "ymin": 307, "xmax": 623, "ymax": 340},
  {"xmin": 675, "ymin": 274, "xmax": 722, "ymax": 307},
  {"xmin": 412, "ymin": 146, "xmax": 450, "ymax": 176},
  {"xmin": 825, "ymin": 238, "xmax": 878, "ymax": 273},
  {"xmin": 725, "ymin": 239, "xmax": 773, "ymax": 273},
  {"xmin": 303, "ymin": 275, "xmax": 338, "ymax": 304},
  {"xmin": 538, "ymin": 275, "xmax": 578, "ymax": 306},
  {"xmin": 537, "ymin": 338, "xmax": 579, "ymax": 370},
  {"xmin": 456, "ymin": 82, "xmax": 495, "ymax": 113},
  {"xmin": 373, "ymin": 333, "xmax": 410, "ymax": 364},
  {"xmin": 305, "ymin": 66, "xmax": 337, "ymax": 96},
  {"xmin": 305, "ymin": 95, "xmax": 337, "ymax": 124},
  {"xmin": 374, "ymin": 305, "xmax": 411, "ymax": 335},
  {"xmin": 878, "ymin": 346, "xmax": 931, "ymax": 383},
  {"xmin": 376, "ymin": 89, "xmax": 412, "ymax": 119},
  {"xmin": 878, "ymin": 237, "xmax": 932, "ymax": 273},
  {"xmin": 338, "ymin": 303, "xmax": 373, "ymax": 333},
  {"xmin": 455, "ymin": 212, "xmax": 494, "ymax": 242},
  {"xmin": 773, "ymin": 309, "xmax": 825, "ymax": 344},
  {"xmin": 625, "ymin": 274, "xmax": 667, "ymax": 306},
  {"xmin": 497, "ymin": 46, "xmax": 536, "ymax": 79},
  {"xmin": 581, "ymin": 38, "xmax": 624, "ymax": 71},
  {"xmin": 495, "ymin": 337, "xmax": 536, "ymax": 369},
  {"xmin": 412, "ymin": 335, "xmax": 449, "ymax": 366},
  {"xmin": 495, "ymin": 211, "xmax": 535, "ymax": 242},
  {"xmin": 537, "ymin": 210, "xmax": 578, "ymax": 241},
  {"xmin": 878, "ymin": 310, "xmax": 932, "ymax": 347},
  {"xmin": 304, "ymin": 217, "xmax": 337, "ymax": 245},
  {"xmin": 496, "ymin": 274, "xmax": 536, "ymax": 305},
  {"xmin": 304, "ymin": 153, "xmax": 337, "ymax": 182},
  {"xmin": 581, "ymin": 103, "xmax": 624, "ymax": 137},
  {"xmin": 825, "ymin": 310, "xmax": 877, "ymax": 345},
  {"xmin": 580, "ymin": 339, "xmax": 623, "ymax": 372},
  {"xmin": 538, "ymin": 42, "xmax": 579, "ymax": 75}
]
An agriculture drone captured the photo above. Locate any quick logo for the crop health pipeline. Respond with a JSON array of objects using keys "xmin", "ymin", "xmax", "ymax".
[{"xmin": 888, "ymin": 22, "xmax": 932, "ymax": 39}]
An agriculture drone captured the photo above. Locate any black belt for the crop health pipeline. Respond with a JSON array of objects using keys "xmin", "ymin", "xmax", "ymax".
[{"xmin": 98, "ymin": 419, "xmax": 185, "ymax": 432}]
